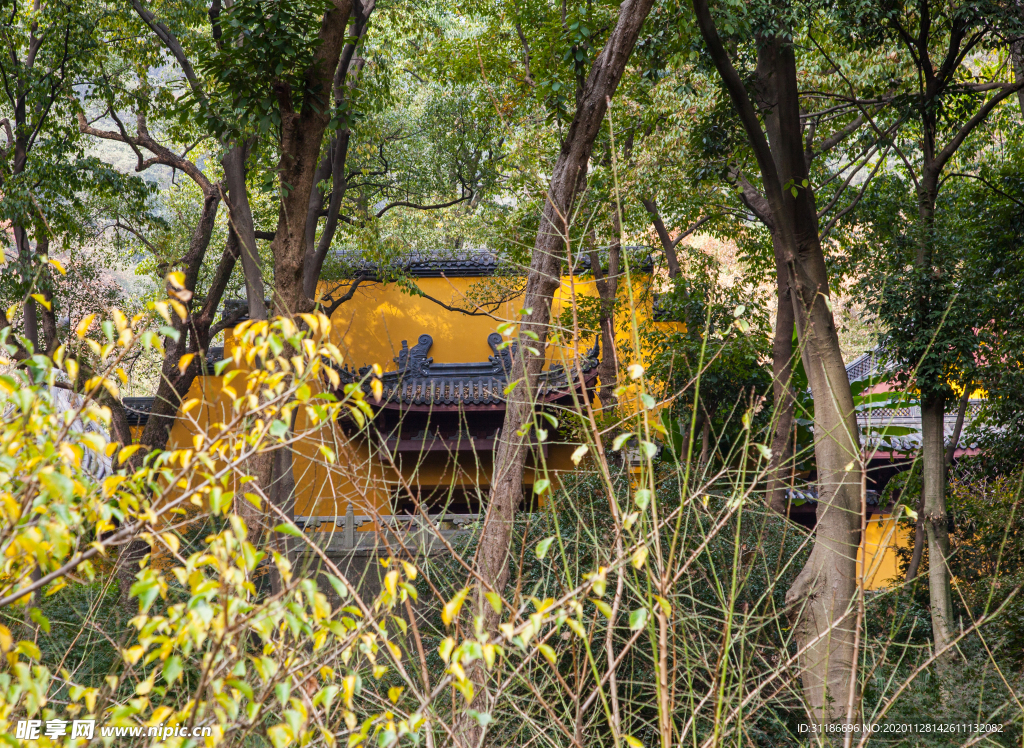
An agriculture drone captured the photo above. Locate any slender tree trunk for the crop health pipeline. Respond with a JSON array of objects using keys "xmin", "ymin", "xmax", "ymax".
[
  {"xmin": 140, "ymin": 191, "xmax": 221, "ymax": 451},
  {"xmin": 642, "ymin": 198, "xmax": 681, "ymax": 277},
  {"xmin": 222, "ymin": 141, "xmax": 267, "ymax": 320},
  {"xmin": 905, "ymin": 462, "xmax": 926, "ymax": 583},
  {"xmin": 691, "ymin": 13, "xmax": 861, "ymax": 721},
  {"xmin": 589, "ymin": 221, "xmax": 620, "ymax": 409},
  {"xmin": 460, "ymin": 2, "xmax": 654, "ymax": 743},
  {"xmin": 921, "ymin": 393, "xmax": 954, "ymax": 658},
  {"xmin": 14, "ymin": 225, "xmax": 40, "ymax": 351},
  {"xmin": 768, "ymin": 264, "xmax": 796, "ymax": 514},
  {"xmin": 908, "ymin": 387, "xmax": 970, "ymax": 583}
]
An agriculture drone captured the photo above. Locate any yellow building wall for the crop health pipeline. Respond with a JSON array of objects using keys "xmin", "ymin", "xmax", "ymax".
[
  {"xmin": 156, "ymin": 271, "xmax": 915, "ymax": 576},
  {"xmin": 858, "ymin": 513, "xmax": 911, "ymax": 590},
  {"xmin": 161, "ymin": 272, "xmax": 666, "ymax": 527}
]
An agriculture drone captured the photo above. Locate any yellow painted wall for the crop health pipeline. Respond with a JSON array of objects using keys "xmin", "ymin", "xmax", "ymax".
[
  {"xmin": 161, "ymin": 272, "xmax": 666, "ymax": 527},
  {"xmin": 858, "ymin": 513, "xmax": 911, "ymax": 590}
]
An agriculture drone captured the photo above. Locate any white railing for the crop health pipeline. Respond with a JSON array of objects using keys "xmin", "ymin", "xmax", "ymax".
[{"xmin": 293, "ymin": 506, "xmax": 483, "ymax": 548}]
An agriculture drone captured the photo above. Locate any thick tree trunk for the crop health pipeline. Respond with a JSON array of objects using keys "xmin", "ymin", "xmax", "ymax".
[
  {"xmin": 461, "ymin": 1, "xmax": 654, "ymax": 743},
  {"xmin": 301, "ymin": 1, "xmax": 372, "ymax": 298},
  {"xmin": 691, "ymin": 10, "xmax": 861, "ymax": 722},
  {"xmin": 269, "ymin": 0, "xmax": 354, "ymax": 318},
  {"xmin": 921, "ymin": 393, "xmax": 954, "ymax": 658}
]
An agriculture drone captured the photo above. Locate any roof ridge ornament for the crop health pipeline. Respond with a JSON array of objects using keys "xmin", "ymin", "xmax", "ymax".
[
  {"xmin": 395, "ymin": 334, "xmax": 433, "ymax": 378},
  {"xmin": 487, "ymin": 332, "xmax": 517, "ymax": 376}
]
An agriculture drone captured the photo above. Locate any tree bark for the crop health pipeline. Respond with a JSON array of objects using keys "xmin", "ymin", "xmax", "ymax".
[
  {"xmin": 462, "ymin": 1, "xmax": 655, "ymax": 742},
  {"xmin": 302, "ymin": 1, "xmax": 373, "ymax": 299},
  {"xmin": 642, "ymin": 198, "xmax": 681, "ymax": 277},
  {"xmin": 767, "ymin": 269, "xmax": 796, "ymax": 514},
  {"xmin": 589, "ymin": 220, "xmax": 621, "ymax": 409},
  {"xmin": 222, "ymin": 141, "xmax": 267, "ymax": 320},
  {"xmin": 691, "ymin": 10, "xmax": 862, "ymax": 722},
  {"xmin": 269, "ymin": 0, "xmax": 354, "ymax": 318},
  {"xmin": 921, "ymin": 393, "xmax": 954, "ymax": 659},
  {"xmin": 139, "ymin": 190, "xmax": 221, "ymax": 451}
]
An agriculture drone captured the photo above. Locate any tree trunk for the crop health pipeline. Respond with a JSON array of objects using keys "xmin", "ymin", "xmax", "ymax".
[
  {"xmin": 921, "ymin": 393, "xmax": 954, "ymax": 658},
  {"xmin": 589, "ymin": 221, "xmax": 620, "ymax": 409},
  {"xmin": 461, "ymin": 1, "xmax": 655, "ymax": 743},
  {"xmin": 905, "ymin": 460, "xmax": 926, "ymax": 583},
  {"xmin": 1012, "ymin": 40, "xmax": 1024, "ymax": 115},
  {"xmin": 690, "ymin": 11, "xmax": 861, "ymax": 721},
  {"xmin": 222, "ymin": 141, "xmax": 268, "ymax": 320},
  {"xmin": 269, "ymin": 0, "xmax": 354, "ymax": 318},
  {"xmin": 642, "ymin": 198, "xmax": 681, "ymax": 277},
  {"xmin": 302, "ymin": 1, "xmax": 373, "ymax": 298},
  {"xmin": 767, "ymin": 267, "xmax": 796, "ymax": 514},
  {"xmin": 139, "ymin": 190, "xmax": 221, "ymax": 451}
]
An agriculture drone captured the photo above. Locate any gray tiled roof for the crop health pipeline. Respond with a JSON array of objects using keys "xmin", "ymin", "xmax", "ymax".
[{"xmin": 336, "ymin": 332, "xmax": 600, "ymax": 408}]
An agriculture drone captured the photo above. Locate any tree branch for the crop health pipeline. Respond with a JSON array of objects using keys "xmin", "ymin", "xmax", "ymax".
[{"xmin": 375, "ymin": 192, "xmax": 472, "ymax": 218}]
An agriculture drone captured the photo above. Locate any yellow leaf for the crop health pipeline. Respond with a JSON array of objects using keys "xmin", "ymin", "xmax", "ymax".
[
  {"xmin": 112, "ymin": 308, "xmax": 128, "ymax": 333},
  {"xmin": 631, "ymin": 545, "xmax": 648, "ymax": 569},
  {"xmin": 537, "ymin": 643, "xmax": 556, "ymax": 665},
  {"xmin": 571, "ymin": 445, "xmax": 588, "ymax": 466},
  {"xmin": 49, "ymin": 258, "xmax": 67, "ymax": 275},
  {"xmin": 161, "ymin": 533, "xmax": 180, "ymax": 554},
  {"xmin": 167, "ymin": 271, "xmax": 186, "ymax": 289},
  {"xmin": 30, "ymin": 293, "xmax": 51, "ymax": 311},
  {"xmin": 178, "ymin": 353, "xmax": 195, "ymax": 375},
  {"xmin": 388, "ymin": 686, "xmax": 403, "ymax": 704},
  {"xmin": 102, "ymin": 475, "xmax": 127, "ymax": 497},
  {"xmin": 76, "ymin": 313, "xmax": 95, "ymax": 339},
  {"xmin": 136, "ymin": 672, "xmax": 155, "ymax": 695},
  {"xmin": 627, "ymin": 363, "xmax": 644, "ymax": 380},
  {"xmin": 181, "ymin": 398, "xmax": 200, "ymax": 413},
  {"xmin": 118, "ymin": 445, "xmax": 143, "ymax": 465},
  {"xmin": 65, "ymin": 357, "xmax": 78, "ymax": 384},
  {"xmin": 154, "ymin": 301, "xmax": 171, "ymax": 325},
  {"xmin": 623, "ymin": 736, "xmax": 643, "ymax": 748},
  {"xmin": 169, "ymin": 299, "xmax": 188, "ymax": 321},
  {"xmin": 441, "ymin": 587, "xmax": 469, "ymax": 626},
  {"xmin": 0, "ymin": 624, "xmax": 11, "ymax": 652}
]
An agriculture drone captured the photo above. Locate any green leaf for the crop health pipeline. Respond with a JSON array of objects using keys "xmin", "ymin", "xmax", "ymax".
[
  {"xmin": 163, "ymin": 655, "xmax": 183, "ymax": 685},
  {"xmin": 629, "ymin": 608, "xmax": 649, "ymax": 631},
  {"xmin": 325, "ymin": 574, "xmax": 350, "ymax": 600},
  {"xmin": 275, "ymin": 523, "xmax": 304, "ymax": 538},
  {"xmin": 28, "ymin": 608, "xmax": 50, "ymax": 634},
  {"xmin": 535, "ymin": 536, "xmax": 555, "ymax": 559},
  {"xmin": 634, "ymin": 489, "xmax": 651, "ymax": 511},
  {"xmin": 533, "ymin": 478, "xmax": 550, "ymax": 495},
  {"xmin": 612, "ymin": 433, "xmax": 631, "ymax": 451}
]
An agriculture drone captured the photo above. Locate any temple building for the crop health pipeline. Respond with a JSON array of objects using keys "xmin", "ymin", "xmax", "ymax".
[
  {"xmin": 126, "ymin": 250, "xmax": 653, "ymax": 561},
  {"xmin": 120, "ymin": 249, "xmax": 929, "ymax": 590}
]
